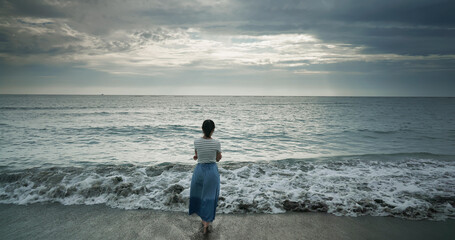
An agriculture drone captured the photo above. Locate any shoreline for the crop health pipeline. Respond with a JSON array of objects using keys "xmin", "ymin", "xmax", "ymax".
[{"xmin": 1, "ymin": 204, "xmax": 454, "ymax": 240}]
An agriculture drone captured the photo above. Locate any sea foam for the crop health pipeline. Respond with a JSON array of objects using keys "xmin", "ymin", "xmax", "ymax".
[{"xmin": 1, "ymin": 155, "xmax": 454, "ymax": 221}]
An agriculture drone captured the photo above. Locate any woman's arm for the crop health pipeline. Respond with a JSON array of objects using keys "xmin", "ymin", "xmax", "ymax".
[
  {"xmin": 216, "ymin": 152, "xmax": 222, "ymax": 162},
  {"xmin": 193, "ymin": 150, "xmax": 198, "ymax": 160}
]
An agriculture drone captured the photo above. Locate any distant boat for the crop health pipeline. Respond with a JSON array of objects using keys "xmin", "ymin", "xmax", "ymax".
[{"xmin": 101, "ymin": 94, "xmax": 104, "ymax": 96}]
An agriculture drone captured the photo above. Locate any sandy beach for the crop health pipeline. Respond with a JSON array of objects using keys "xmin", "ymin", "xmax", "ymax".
[{"xmin": 1, "ymin": 203, "xmax": 454, "ymax": 240}]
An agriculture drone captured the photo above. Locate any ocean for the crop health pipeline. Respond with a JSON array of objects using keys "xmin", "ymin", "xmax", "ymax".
[{"xmin": 0, "ymin": 95, "xmax": 454, "ymax": 220}]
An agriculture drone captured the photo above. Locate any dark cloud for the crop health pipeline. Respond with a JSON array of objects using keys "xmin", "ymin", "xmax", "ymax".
[
  {"xmin": 231, "ymin": 0, "xmax": 455, "ymax": 55},
  {"xmin": 0, "ymin": 20, "xmax": 85, "ymax": 56},
  {"xmin": 0, "ymin": 0, "xmax": 66, "ymax": 18},
  {"xmin": 324, "ymin": 0, "xmax": 455, "ymax": 26},
  {"xmin": 2, "ymin": 0, "xmax": 454, "ymax": 56},
  {"xmin": 306, "ymin": 23, "xmax": 455, "ymax": 55},
  {"xmin": 234, "ymin": 0, "xmax": 455, "ymax": 26}
]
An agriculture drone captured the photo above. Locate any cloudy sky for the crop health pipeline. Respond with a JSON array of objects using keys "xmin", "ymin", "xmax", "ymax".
[{"xmin": 0, "ymin": 0, "xmax": 454, "ymax": 96}]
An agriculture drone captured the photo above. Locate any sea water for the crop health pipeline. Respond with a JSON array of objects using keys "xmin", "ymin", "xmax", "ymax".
[{"xmin": 0, "ymin": 95, "xmax": 454, "ymax": 220}]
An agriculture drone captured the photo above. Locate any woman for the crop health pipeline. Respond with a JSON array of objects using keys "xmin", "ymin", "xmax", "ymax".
[{"xmin": 189, "ymin": 119, "xmax": 222, "ymax": 234}]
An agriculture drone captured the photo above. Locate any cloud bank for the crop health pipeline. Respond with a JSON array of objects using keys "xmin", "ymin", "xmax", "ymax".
[{"xmin": 0, "ymin": 0, "xmax": 454, "ymax": 95}]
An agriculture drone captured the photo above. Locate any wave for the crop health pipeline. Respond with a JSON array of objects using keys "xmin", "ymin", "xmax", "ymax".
[
  {"xmin": 1, "ymin": 155, "xmax": 454, "ymax": 221},
  {"xmin": 0, "ymin": 106, "xmax": 103, "ymax": 110},
  {"xmin": 0, "ymin": 107, "xmax": 145, "ymax": 117},
  {"xmin": 57, "ymin": 125, "xmax": 197, "ymax": 136},
  {"xmin": 357, "ymin": 128, "xmax": 414, "ymax": 135}
]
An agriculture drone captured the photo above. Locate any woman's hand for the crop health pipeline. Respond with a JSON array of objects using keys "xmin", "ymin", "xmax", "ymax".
[
  {"xmin": 193, "ymin": 155, "xmax": 197, "ymax": 160},
  {"xmin": 216, "ymin": 152, "xmax": 222, "ymax": 162}
]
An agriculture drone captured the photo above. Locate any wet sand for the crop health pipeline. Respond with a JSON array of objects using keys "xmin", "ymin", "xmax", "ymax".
[{"xmin": 1, "ymin": 203, "xmax": 454, "ymax": 240}]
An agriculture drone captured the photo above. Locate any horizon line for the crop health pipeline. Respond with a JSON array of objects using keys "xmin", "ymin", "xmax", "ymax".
[{"xmin": 0, "ymin": 93, "xmax": 453, "ymax": 98}]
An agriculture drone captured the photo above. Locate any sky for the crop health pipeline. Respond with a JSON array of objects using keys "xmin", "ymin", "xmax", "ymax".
[{"xmin": 0, "ymin": 0, "xmax": 454, "ymax": 96}]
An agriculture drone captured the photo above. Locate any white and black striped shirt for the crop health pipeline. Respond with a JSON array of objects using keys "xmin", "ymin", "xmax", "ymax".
[{"xmin": 194, "ymin": 138, "xmax": 221, "ymax": 163}]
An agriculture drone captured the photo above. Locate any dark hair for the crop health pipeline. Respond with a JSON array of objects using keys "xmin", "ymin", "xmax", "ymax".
[{"xmin": 202, "ymin": 119, "xmax": 215, "ymax": 138}]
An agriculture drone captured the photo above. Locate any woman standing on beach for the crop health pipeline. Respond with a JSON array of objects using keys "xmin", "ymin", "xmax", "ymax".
[{"xmin": 189, "ymin": 119, "xmax": 222, "ymax": 234}]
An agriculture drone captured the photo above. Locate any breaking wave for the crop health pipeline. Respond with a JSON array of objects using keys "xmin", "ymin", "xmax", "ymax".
[{"xmin": 1, "ymin": 154, "xmax": 454, "ymax": 221}]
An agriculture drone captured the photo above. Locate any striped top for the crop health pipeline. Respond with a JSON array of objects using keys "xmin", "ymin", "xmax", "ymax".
[{"xmin": 194, "ymin": 137, "xmax": 222, "ymax": 164}]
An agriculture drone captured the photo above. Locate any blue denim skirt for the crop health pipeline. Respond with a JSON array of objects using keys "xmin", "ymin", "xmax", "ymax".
[{"xmin": 188, "ymin": 163, "xmax": 220, "ymax": 222}]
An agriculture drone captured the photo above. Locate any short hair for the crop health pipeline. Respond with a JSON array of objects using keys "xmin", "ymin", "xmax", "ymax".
[{"xmin": 202, "ymin": 119, "xmax": 215, "ymax": 138}]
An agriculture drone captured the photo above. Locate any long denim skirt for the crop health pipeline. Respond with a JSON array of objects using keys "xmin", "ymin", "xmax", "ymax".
[{"xmin": 188, "ymin": 163, "xmax": 220, "ymax": 222}]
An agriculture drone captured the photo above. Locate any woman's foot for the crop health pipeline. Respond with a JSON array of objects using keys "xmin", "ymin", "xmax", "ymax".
[{"xmin": 202, "ymin": 220, "xmax": 210, "ymax": 234}]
